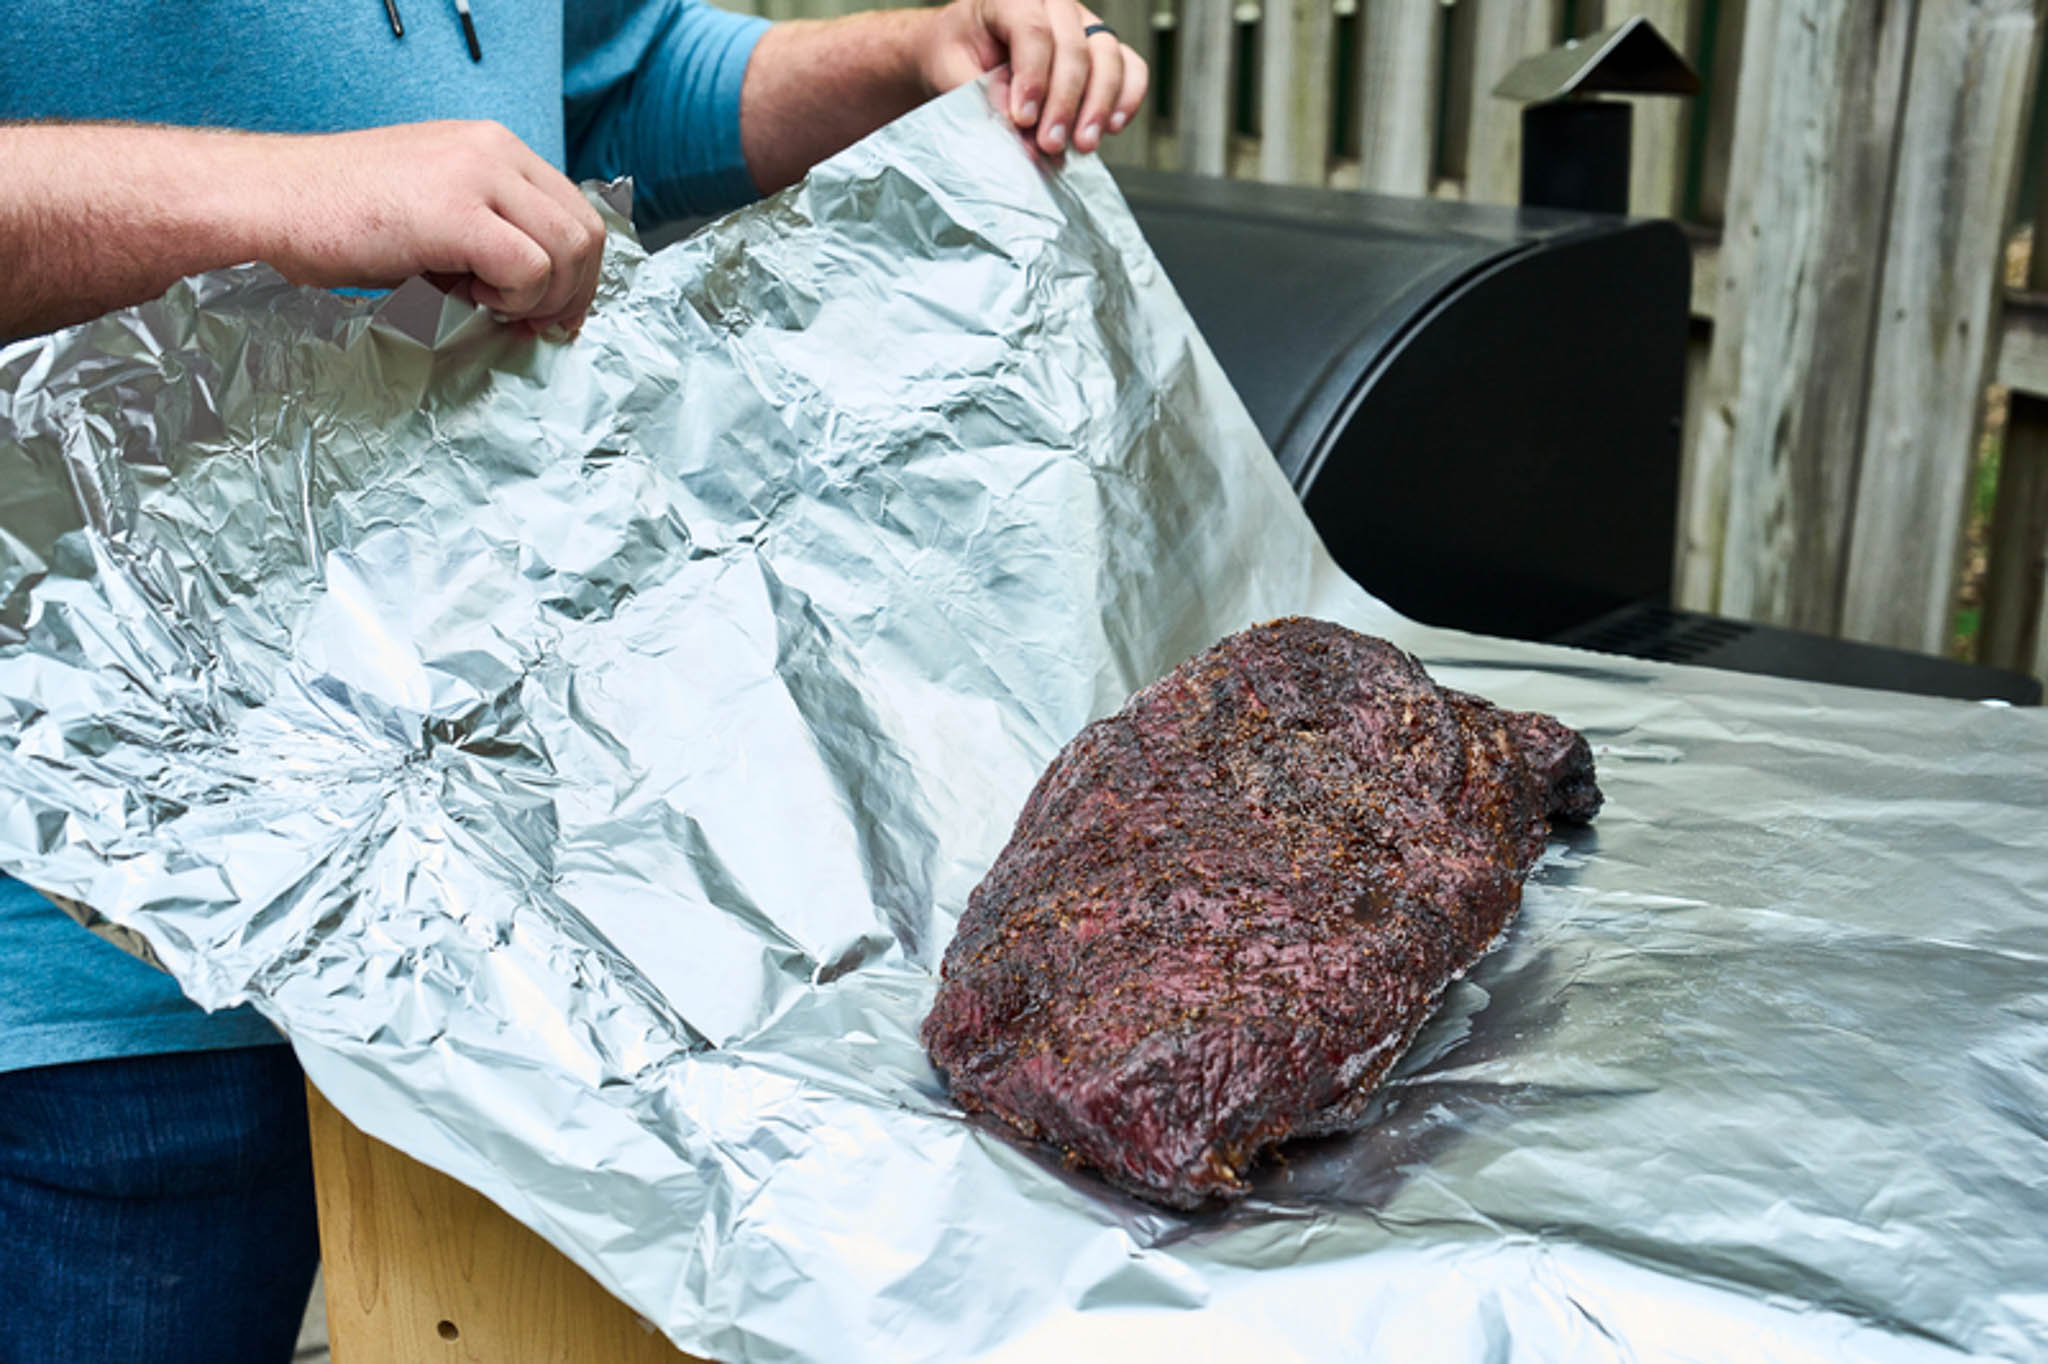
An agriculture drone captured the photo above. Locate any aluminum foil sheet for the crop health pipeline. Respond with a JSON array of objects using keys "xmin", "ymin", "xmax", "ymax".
[{"xmin": 4, "ymin": 80, "xmax": 2047, "ymax": 1362}]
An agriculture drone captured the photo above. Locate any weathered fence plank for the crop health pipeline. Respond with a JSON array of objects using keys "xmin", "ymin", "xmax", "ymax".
[
  {"xmin": 1147, "ymin": 3, "xmax": 1180, "ymax": 169},
  {"xmin": 1694, "ymin": 0, "xmax": 1748, "ymax": 225},
  {"xmin": 1177, "ymin": 0, "xmax": 1237, "ymax": 174},
  {"xmin": 1676, "ymin": 0, "xmax": 1916, "ymax": 631},
  {"xmin": 1626, "ymin": 0, "xmax": 1704, "ymax": 218},
  {"xmin": 1355, "ymin": 0, "xmax": 1441, "ymax": 196},
  {"xmin": 1094, "ymin": 0, "xmax": 1160, "ymax": 165},
  {"xmin": 1261, "ymin": 0, "xmax": 1338, "ymax": 183},
  {"xmin": 1460, "ymin": 0, "xmax": 1564, "ymax": 204},
  {"xmin": 1436, "ymin": 0, "xmax": 1475, "ymax": 190},
  {"xmin": 1982, "ymin": 126, "xmax": 2048, "ymax": 677},
  {"xmin": 2035, "ymin": 533, "xmax": 2048, "ymax": 681},
  {"xmin": 1998, "ymin": 293, "xmax": 2048, "ymax": 393},
  {"xmin": 1983, "ymin": 385, "xmax": 2048, "ymax": 673},
  {"xmin": 1840, "ymin": 0, "xmax": 2042, "ymax": 653}
]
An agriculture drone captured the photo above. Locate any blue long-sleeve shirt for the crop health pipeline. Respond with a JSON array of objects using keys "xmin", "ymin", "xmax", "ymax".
[{"xmin": 0, "ymin": 0, "xmax": 769, "ymax": 1073}]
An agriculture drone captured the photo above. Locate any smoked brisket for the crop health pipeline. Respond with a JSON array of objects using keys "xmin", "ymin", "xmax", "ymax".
[{"xmin": 921, "ymin": 618, "xmax": 1600, "ymax": 1207}]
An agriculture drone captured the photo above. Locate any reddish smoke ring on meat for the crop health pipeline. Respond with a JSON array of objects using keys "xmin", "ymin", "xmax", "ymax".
[{"xmin": 921, "ymin": 618, "xmax": 1601, "ymax": 1209}]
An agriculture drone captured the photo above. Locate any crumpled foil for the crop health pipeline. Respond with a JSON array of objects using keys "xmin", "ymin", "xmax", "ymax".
[{"xmin": 4, "ymin": 79, "xmax": 2047, "ymax": 1363}]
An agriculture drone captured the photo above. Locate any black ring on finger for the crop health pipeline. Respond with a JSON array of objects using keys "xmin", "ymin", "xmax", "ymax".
[{"xmin": 1082, "ymin": 21, "xmax": 1115, "ymax": 37}]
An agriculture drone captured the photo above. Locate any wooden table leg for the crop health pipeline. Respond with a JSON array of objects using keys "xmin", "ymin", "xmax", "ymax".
[{"xmin": 306, "ymin": 1084, "xmax": 708, "ymax": 1364}]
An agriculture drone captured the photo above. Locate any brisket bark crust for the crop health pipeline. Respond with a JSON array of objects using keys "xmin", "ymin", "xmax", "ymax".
[{"xmin": 921, "ymin": 618, "xmax": 1600, "ymax": 1208}]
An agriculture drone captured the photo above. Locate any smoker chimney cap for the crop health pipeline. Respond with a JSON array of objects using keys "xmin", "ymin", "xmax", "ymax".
[{"xmin": 1492, "ymin": 16, "xmax": 1702, "ymax": 104}]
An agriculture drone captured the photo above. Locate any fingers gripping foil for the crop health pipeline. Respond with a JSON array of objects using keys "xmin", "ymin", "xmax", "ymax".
[{"xmin": 4, "ymin": 79, "xmax": 2048, "ymax": 1361}]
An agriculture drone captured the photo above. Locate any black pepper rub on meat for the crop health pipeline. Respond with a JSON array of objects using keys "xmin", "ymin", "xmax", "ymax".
[{"xmin": 920, "ymin": 618, "xmax": 1600, "ymax": 1209}]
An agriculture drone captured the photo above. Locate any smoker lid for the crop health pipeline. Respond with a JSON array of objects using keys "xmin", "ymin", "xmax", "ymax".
[{"xmin": 1111, "ymin": 168, "xmax": 1605, "ymax": 484}]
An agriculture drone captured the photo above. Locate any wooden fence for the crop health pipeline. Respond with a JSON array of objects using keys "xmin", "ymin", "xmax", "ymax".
[{"xmin": 722, "ymin": 0, "xmax": 2048, "ymax": 682}]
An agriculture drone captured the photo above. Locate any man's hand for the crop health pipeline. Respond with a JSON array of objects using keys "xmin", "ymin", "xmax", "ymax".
[
  {"xmin": 739, "ymin": 3, "xmax": 1150, "ymax": 193},
  {"xmin": 258, "ymin": 122, "xmax": 608, "ymax": 337},
  {"xmin": 0, "ymin": 121, "xmax": 606, "ymax": 341},
  {"xmin": 918, "ymin": 0, "xmax": 1149, "ymax": 156}
]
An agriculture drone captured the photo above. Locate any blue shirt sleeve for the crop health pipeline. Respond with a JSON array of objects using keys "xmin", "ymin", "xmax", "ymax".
[{"xmin": 564, "ymin": 0, "xmax": 771, "ymax": 227}]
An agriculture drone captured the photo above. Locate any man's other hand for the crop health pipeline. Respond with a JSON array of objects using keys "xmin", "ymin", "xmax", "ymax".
[
  {"xmin": 0, "ymin": 121, "xmax": 607, "ymax": 341},
  {"xmin": 917, "ymin": 0, "xmax": 1149, "ymax": 156},
  {"xmin": 261, "ymin": 121, "xmax": 608, "ymax": 336}
]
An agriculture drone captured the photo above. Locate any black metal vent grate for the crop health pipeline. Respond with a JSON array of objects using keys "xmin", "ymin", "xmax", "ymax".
[
  {"xmin": 1554, "ymin": 605, "xmax": 1751, "ymax": 664},
  {"xmin": 1549, "ymin": 602, "xmax": 2040, "ymax": 705}
]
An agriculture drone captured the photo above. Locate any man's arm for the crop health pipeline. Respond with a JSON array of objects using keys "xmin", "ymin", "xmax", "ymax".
[
  {"xmin": 739, "ymin": 0, "xmax": 1148, "ymax": 195},
  {"xmin": 0, "ymin": 121, "xmax": 607, "ymax": 342}
]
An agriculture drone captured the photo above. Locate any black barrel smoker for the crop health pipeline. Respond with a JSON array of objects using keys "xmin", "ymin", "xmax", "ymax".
[{"xmin": 1112, "ymin": 166, "xmax": 2041, "ymax": 707}]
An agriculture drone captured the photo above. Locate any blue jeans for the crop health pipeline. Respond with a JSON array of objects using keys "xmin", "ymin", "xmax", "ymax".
[{"xmin": 0, "ymin": 1046, "xmax": 320, "ymax": 1364}]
